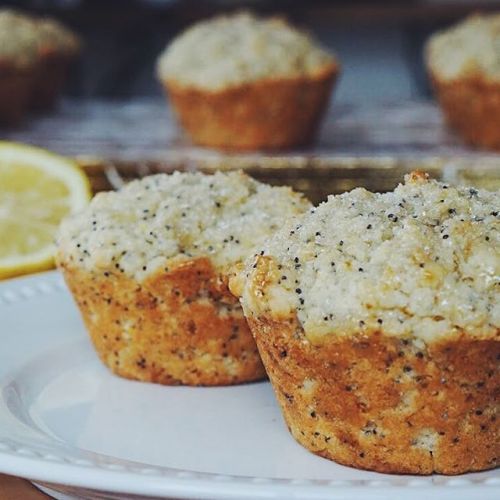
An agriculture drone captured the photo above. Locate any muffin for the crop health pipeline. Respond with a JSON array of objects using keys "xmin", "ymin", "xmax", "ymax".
[
  {"xmin": 0, "ymin": 9, "xmax": 80, "ymax": 124},
  {"xmin": 231, "ymin": 171, "xmax": 499, "ymax": 474},
  {"xmin": 57, "ymin": 171, "xmax": 311, "ymax": 386},
  {"xmin": 156, "ymin": 12, "xmax": 339, "ymax": 150},
  {"xmin": 0, "ymin": 10, "xmax": 38, "ymax": 125},
  {"xmin": 426, "ymin": 13, "xmax": 500, "ymax": 150}
]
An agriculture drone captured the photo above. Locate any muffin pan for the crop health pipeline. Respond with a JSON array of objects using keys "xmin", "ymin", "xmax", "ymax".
[{"xmin": 79, "ymin": 156, "xmax": 500, "ymax": 203}]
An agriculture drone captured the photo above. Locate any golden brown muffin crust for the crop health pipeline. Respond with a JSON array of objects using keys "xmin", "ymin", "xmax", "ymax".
[
  {"xmin": 250, "ymin": 312, "xmax": 499, "ymax": 474},
  {"xmin": 59, "ymin": 257, "xmax": 266, "ymax": 386},
  {"xmin": 429, "ymin": 71, "xmax": 500, "ymax": 150},
  {"xmin": 163, "ymin": 65, "xmax": 338, "ymax": 150}
]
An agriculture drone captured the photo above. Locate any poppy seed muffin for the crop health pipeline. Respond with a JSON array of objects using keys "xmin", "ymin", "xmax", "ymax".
[
  {"xmin": 0, "ymin": 9, "xmax": 80, "ymax": 124},
  {"xmin": 157, "ymin": 12, "xmax": 339, "ymax": 150},
  {"xmin": 0, "ymin": 10, "xmax": 38, "ymax": 124},
  {"xmin": 231, "ymin": 171, "xmax": 499, "ymax": 474},
  {"xmin": 426, "ymin": 13, "xmax": 500, "ymax": 150},
  {"xmin": 57, "ymin": 171, "xmax": 311, "ymax": 386}
]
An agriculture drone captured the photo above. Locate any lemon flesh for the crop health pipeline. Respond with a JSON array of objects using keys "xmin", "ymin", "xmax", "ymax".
[{"xmin": 0, "ymin": 142, "xmax": 91, "ymax": 279}]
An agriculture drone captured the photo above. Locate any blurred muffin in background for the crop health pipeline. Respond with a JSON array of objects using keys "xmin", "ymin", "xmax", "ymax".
[
  {"xmin": 0, "ymin": 9, "xmax": 81, "ymax": 125},
  {"xmin": 157, "ymin": 12, "xmax": 339, "ymax": 150},
  {"xmin": 0, "ymin": 10, "xmax": 38, "ymax": 125},
  {"xmin": 426, "ymin": 13, "xmax": 500, "ymax": 150}
]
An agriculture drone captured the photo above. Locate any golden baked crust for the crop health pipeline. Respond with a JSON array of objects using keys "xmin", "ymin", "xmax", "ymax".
[
  {"xmin": 430, "ymin": 71, "xmax": 500, "ymax": 150},
  {"xmin": 250, "ymin": 313, "xmax": 499, "ymax": 474},
  {"xmin": 59, "ymin": 257, "xmax": 266, "ymax": 386},
  {"xmin": 163, "ymin": 64, "xmax": 338, "ymax": 150}
]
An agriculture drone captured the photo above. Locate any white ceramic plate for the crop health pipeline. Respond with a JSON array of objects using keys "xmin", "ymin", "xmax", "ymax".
[{"xmin": 0, "ymin": 271, "xmax": 498, "ymax": 500}]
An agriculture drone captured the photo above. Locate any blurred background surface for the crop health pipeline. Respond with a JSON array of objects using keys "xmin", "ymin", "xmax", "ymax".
[
  {"xmin": 2, "ymin": 0, "xmax": 500, "ymax": 159},
  {"xmin": 1, "ymin": 0, "xmax": 499, "ymax": 103}
]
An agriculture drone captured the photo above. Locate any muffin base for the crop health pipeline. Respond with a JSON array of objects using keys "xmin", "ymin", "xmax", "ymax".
[
  {"xmin": 59, "ymin": 258, "xmax": 266, "ymax": 386},
  {"xmin": 430, "ymin": 72, "xmax": 500, "ymax": 150},
  {"xmin": 0, "ymin": 67, "xmax": 34, "ymax": 125},
  {"xmin": 163, "ymin": 64, "xmax": 338, "ymax": 150},
  {"xmin": 249, "ymin": 314, "xmax": 499, "ymax": 474}
]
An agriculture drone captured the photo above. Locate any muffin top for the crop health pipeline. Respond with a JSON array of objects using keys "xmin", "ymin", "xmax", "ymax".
[
  {"xmin": 237, "ymin": 172, "xmax": 499, "ymax": 343},
  {"xmin": 0, "ymin": 10, "xmax": 39, "ymax": 68},
  {"xmin": 157, "ymin": 12, "xmax": 336, "ymax": 90},
  {"xmin": 57, "ymin": 171, "xmax": 311, "ymax": 281},
  {"xmin": 426, "ymin": 13, "xmax": 500, "ymax": 82},
  {"xmin": 0, "ymin": 9, "xmax": 80, "ymax": 69}
]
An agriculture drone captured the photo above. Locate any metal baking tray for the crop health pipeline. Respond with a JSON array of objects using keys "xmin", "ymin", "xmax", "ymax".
[{"xmin": 79, "ymin": 156, "xmax": 500, "ymax": 204}]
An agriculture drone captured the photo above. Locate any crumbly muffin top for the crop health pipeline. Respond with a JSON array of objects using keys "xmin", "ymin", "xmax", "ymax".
[
  {"xmin": 57, "ymin": 171, "xmax": 310, "ymax": 281},
  {"xmin": 0, "ymin": 9, "xmax": 80, "ymax": 68},
  {"xmin": 157, "ymin": 12, "xmax": 336, "ymax": 89},
  {"xmin": 426, "ymin": 13, "xmax": 500, "ymax": 81},
  {"xmin": 239, "ymin": 172, "xmax": 499, "ymax": 343},
  {"xmin": 0, "ymin": 10, "xmax": 39, "ymax": 68}
]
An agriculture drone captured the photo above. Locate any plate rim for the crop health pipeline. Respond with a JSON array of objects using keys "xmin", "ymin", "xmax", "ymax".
[{"xmin": 0, "ymin": 450, "xmax": 499, "ymax": 500}]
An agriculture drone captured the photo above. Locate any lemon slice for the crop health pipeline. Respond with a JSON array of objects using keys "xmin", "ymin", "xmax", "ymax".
[{"xmin": 0, "ymin": 142, "xmax": 91, "ymax": 279}]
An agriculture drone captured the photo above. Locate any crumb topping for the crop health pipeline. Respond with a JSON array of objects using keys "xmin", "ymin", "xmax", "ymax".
[
  {"xmin": 427, "ymin": 13, "xmax": 500, "ymax": 81},
  {"xmin": 157, "ymin": 12, "xmax": 336, "ymax": 89},
  {"xmin": 0, "ymin": 10, "xmax": 39, "ymax": 67},
  {"xmin": 242, "ymin": 172, "xmax": 500, "ymax": 342},
  {"xmin": 0, "ymin": 9, "xmax": 80, "ymax": 68},
  {"xmin": 57, "ymin": 171, "xmax": 310, "ymax": 281}
]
